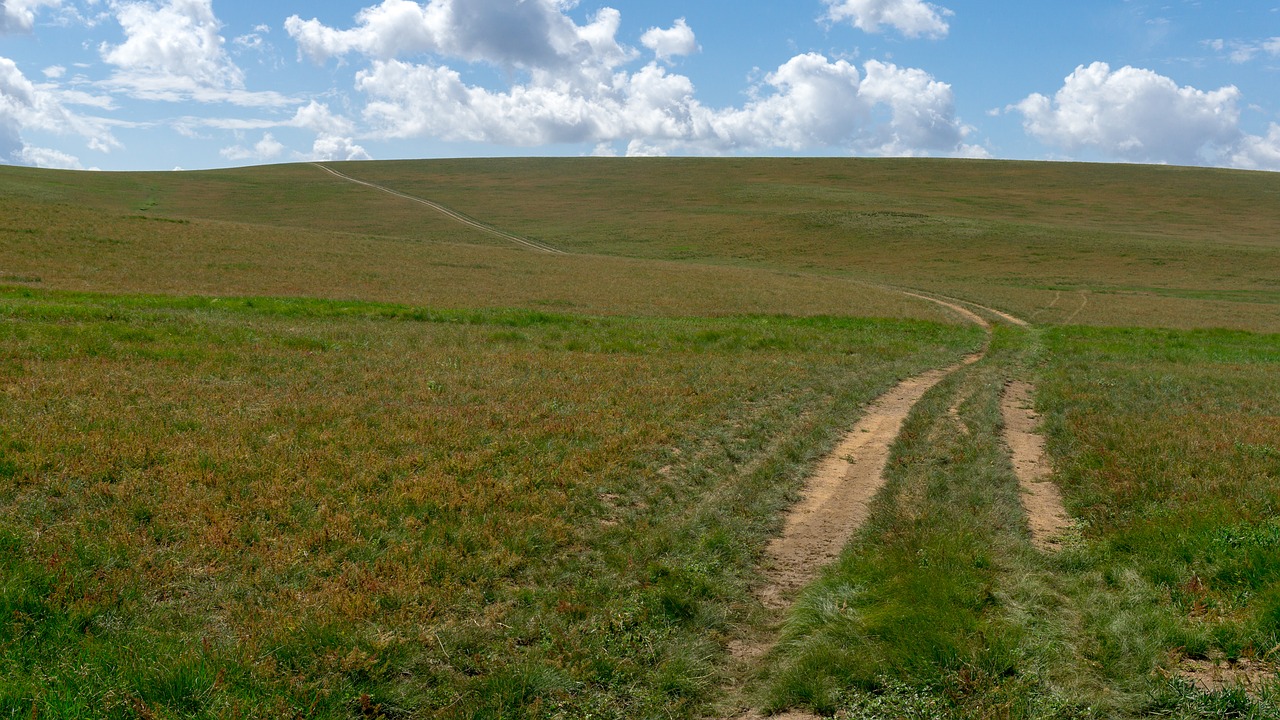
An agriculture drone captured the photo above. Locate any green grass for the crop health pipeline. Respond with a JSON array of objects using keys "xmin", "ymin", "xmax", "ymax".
[
  {"xmin": 1037, "ymin": 328, "xmax": 1280, "ymax": 673},
  {"xmin": 0, "ymin": 288, "xmax": 980, "ymax": 718},
  {"xmin": 2, "ymin": 158, "xmax": 1278, "ymax": 717},
  {"xmin": 326, "ymin": 158, "xmax": 1280, "ymax": 332},
  {"xmin": 2, "ymin": 158, "xmax": 1278, "ymax": 330},
  {"xmin": 751, "ymin": 325, "xmax": 1280, "ymax": 718}
]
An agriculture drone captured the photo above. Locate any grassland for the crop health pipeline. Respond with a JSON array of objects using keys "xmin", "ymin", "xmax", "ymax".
[
  {"xmin": 0, "ymin": 288, "xmax": 980, "ymax": 718},
  {"xmin": 1, "ymin": 158, "xmax": 1278, "ymax": 718}
]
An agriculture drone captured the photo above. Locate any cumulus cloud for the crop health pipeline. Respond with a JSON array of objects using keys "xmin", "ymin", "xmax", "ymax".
[
  {"xmin": 197, "ymin": 100, "xmax": 369, "ymax": 163},
  {"xmin": 219, "ymin": 132, "xmax": 283, "ymax": 161},
  {"xmin": 288, "ymin": 1, "xmax": 980, "ymax": 158},
  {"xmin": 100, "ymin": 0, "xmax": 288, "ymax": 106},
  {"xmin": 641, "ymin": 18, "xmax": 697, "ymax": 62},
  {"xmin": 286, "ymin": 0, "xmax": 633, "ymax": 85},
  {"xmin": 1, "ymin": 0, "xmax": 60, "ymax": 34},
  {"xmin": 289, "ymin": 100, "xmax": 369, "ymax": 160},
  {"xmin": 356, "ymin": 53, "xmax": 983, "ymax": 156},
  {"xmin": 306, "ymin": 133, "xmax": 371, "ymax": 162},
  {"xmin": 1230, "ymin": 124, "xmax": 1280, "ymax": 171},
  {"xmin": 1011, "ymin": 62, "xmax": 1279, "ymax": 170},
  {"xmin": 824, "ymin": 0, "xmax": 952, "ymax": 39},
  {"xmin": 0, "ymin": 55, "xmax": 119, "ymax": 167}
]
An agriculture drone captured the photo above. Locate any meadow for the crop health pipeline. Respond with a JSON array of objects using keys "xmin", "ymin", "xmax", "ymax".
[{"xmin": 1, "ymin": 158, "xmax": 1278, "ymax": 718}]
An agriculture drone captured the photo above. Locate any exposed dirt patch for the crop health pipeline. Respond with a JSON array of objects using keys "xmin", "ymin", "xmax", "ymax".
[
  {"xmin": 1174, "ymin": 656, "xmax": 1278, "ymax": 694},
  {"xmin": 896, "ymin": 290, "xmax": 990, "ymax": 328},
  {"xmin": 719, "ymin": 291, "xmax": 1005, "ymax": 719},
  {"xmin": 755, "ymin": 356, "xmax": 982, "ymax": 610},
  {"xmin": 1001, "ymin": 380, "xmax": 1072, "ymax": 551}
]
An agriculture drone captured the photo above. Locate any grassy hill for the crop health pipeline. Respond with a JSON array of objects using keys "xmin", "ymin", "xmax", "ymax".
[
  {"xmin": 2, "ymin": 159, "xmax": 1277, "ymax": 330},
  {"xmin": 1, "ymin": 159, "xmax": 1277, "ymax": 718}
]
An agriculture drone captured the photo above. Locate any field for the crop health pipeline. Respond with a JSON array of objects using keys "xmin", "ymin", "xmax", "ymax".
[{"xmin": 1, "ymin": 159, "xmax": 1278, "ymax": 719}]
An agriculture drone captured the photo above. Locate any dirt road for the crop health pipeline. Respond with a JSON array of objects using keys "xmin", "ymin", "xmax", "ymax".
[{"xmin": 1001, "ymin": 380, "xmax": 1072, "ymax": 550}]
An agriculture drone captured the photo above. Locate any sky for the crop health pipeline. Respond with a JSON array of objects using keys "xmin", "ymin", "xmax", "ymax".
[{"xmin": 1, "ymin": 0, "xmax": 1278, "ymax": 171}]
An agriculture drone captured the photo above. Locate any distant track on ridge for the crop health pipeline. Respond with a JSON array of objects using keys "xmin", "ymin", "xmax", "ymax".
[{"xmin": 310, "ymin": 163, "xmax": 567, "ymax": 255}]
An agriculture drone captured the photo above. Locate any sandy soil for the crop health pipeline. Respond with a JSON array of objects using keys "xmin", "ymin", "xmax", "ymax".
[
  {"xmin": 1000, "ymin": 380, "xmax": 1072, "ymax": 551},
  {"xmin": 755, "ymin": 356, "xmax": 982, "ymax": 610},
  {"xmin": 719, "ymin": 293, "xmax": 1010, "ymax": 719}
]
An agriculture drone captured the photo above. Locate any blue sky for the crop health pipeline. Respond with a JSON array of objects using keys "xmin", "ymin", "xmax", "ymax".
[{"xmin": 1, "ymin": 0, "xmax": 1278, "ymax": 171}]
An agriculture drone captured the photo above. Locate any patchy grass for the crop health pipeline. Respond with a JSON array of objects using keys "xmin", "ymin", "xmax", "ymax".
[
  {"xmin": 0, "ymin": 288, "xmax": 980, "ymax": 718},
  {"xmin": 1036, "ymin": 327, "xmax": 1280, "ymax": 705},
  {"xmin": 754, "ymin": 325, "xmax": 1280, "ymax": 719},
  {"xmin": 0, "ymin": 185, "xmax": 948, "ymax": 323},
  {"xmin": 2, "ymin": 158, "xmax": 1278, "ymax": 717},
  {"xmin": 330, "ymin": 158, "xmax": 1280, "ymax": 332},
  {"xmin": 2, "ymin": 159, "xmax": 1278, "ymax": 330}
]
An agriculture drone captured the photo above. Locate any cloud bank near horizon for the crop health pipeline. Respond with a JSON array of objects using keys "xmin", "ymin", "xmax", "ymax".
[{"xmin": 0, "ymin": 0, "xmax": 1277, "ymax": 171}]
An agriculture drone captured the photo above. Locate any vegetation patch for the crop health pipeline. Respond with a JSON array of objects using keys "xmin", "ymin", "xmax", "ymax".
[{"xmin": 0, "ymin": 288, "xmax": 979, "ymax": 718}]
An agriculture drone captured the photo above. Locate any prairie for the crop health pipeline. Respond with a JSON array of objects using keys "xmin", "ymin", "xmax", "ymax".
[{"xmin": 1, "ymin": 158, "xmax": 1278, "ymax": 718}]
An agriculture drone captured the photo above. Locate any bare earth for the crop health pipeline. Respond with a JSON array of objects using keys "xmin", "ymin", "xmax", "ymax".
[
  {"xmin": 756, "ymin": 355, "xmax": 982, "ymax": 610},
  {"xmin": 300, "ymin": 174, "xmax": 1044, "ymax": 717},
  {"xmin": 1000, "ymin": 380, "xmax": 1072, "ymax": 551},
  {"xmin": 720, "ymin": 294, "xmax": 1007, "ymax": 720},
  {"xmin": 1175, "ymin": 657, "xmax": 1278, "ymax": 694}
]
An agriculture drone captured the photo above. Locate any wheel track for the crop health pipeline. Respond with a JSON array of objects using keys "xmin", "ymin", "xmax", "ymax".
[
  {"xmin": 307, "ymin": 162, "xmax": 1063, "ymax": 717},
  {"xmin": 719, "ymin": 291, "xmax": 1000, "ymax": 720},
  {"xmin": 311, "ymin": 163, "xmax": 567, "ymax": 255}
]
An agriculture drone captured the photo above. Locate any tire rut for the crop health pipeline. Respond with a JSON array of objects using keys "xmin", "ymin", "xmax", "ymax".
[
  {"xmin": 754, "ymin": 354, "xmax": 983, "ymax": 611},
  {"xmin": 298, "ymin": 168, "xmax": 1058, "ymax": 715},
  {"xmin": 1000, "ymin": 380, "xmax": 1073, "ymax": 550},
  {"xmin": 718, "ymin": 293, "xmax": 1001, "ymax": 720},
  {"xmin": 311, "ymin": 163, "xmax": 567, "ymax": 255}
]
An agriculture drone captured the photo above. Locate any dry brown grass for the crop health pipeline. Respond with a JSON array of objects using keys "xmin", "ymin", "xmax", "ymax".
[
  {"xmin": 0, "ymin": 190, "xmax": 947, "ymax": 322},
  {"xmin": 0, "ymin": 289, "xmax": 980, "ymax": 717}
]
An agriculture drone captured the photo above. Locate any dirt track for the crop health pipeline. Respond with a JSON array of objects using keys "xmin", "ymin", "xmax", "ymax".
[
  {"xmin": 721, "ymin": 293, "xmax": 1000, "ymax": 720},
  {"xmin": 311, "ymin": 163, "xmax": 567, "ymax": 255},
  {"xmin": 721, "ymin": 292, "xmax": 1073, "ymax": 720},
  {"xmin": 756, "ymin": 354, "xmax": 982, "ymax": 610},
  {"xmin": 1001, "ymin": 380, "xmax": 1072, "ymax": 550},
  {"xmin": 303, "ymin": 166, "xmax": 1066, "ymax": 716}
]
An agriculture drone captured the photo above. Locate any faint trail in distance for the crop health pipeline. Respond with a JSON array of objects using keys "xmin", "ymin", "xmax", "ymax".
[{"xmin": 311, "ymin": 163, "xmax": 567, "ymax": 255}]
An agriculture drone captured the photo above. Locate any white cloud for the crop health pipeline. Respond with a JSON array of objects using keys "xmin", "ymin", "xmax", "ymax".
[
  {"xmin": 289, "ymin": 100, "xmax": 368, "ymax": 160},
  {"xmin": 17, "ymin": 144, "xmax": 83, "ymax": 169},
  {"xmin": 306, "ymin": 133, "xmax": 370, "ymax": 162},
  {"xmin": 355, "ymin": 53, "xmax": 982, "ymax": 157},
  {"xmin": 290, "ymin": 100, "xmax": 356, "ymax": 136},
  {"xmin": 43, "ymin": 64, "xmax": 65, "ymax": 79},
  {"xmin": 0, "ymin": 55, "xmax": 119, "ymax": 167},
  {"xmin": 186, "ymin": 100, "xmax": 368, "ymax": 164},
  {"xmin": 286, "ymin": 0, "xmax": 634, "ymax": 86},
  {"xmin": 1230, "ymin": 123, "xmax": 1280, "ymax": 171},
  {"xmin": 99, "ymin": 0, "xmax": 288, "ymax": 106},
  {"xmin": 641, "ymin": 18, "xmax": 697, "ymax": 62},
  {"xmin": 1011, "ymin": 62, "xmax": 1280, "ymax": 170},
  {"xmin": 824, "ymin": 0, "xmax": 952, "ymax": 39},
  {"xmin": 1203, "ymin": 37, "xmax": 1280, "ymax": 63},
  {"xmin": 1, "ymin": 0, "xmax": 60, "ymax": 34},
  {"xmin": 290, "ymin": 1, "xmax": 979, "ymax": 158},
  {"xmin": 219, "ymin": 132, "xmax": 283, "ymax": 161}
]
